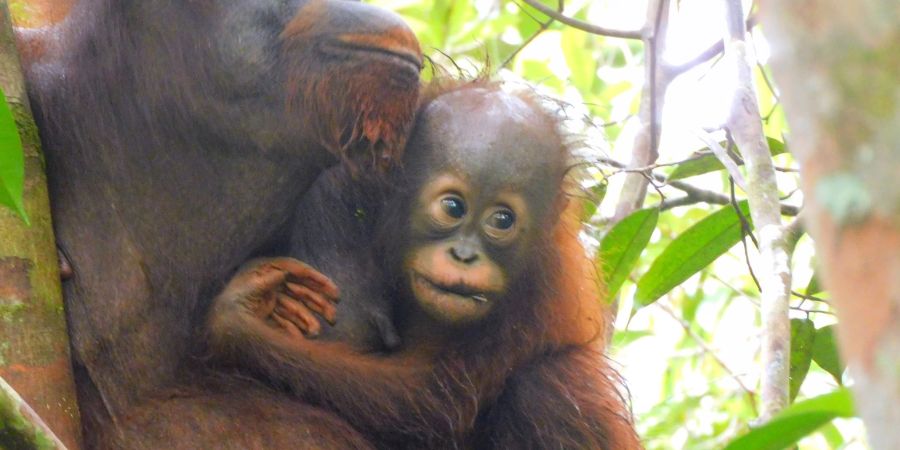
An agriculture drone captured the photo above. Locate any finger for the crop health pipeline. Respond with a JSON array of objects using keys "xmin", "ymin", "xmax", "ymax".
[
  {"xmin": 286, "ymin": 282, "xmax": 338, "ymax": 324},
  {"xmin": 274, "ymin": 304, "xmax": 314, "ymax": 337},
  {"xmin": 271, "ymin": 312, "xmax": 304, "ymax": 339},
  {"xmin": 271, "ymin": 258, "xmax": 340, "ymax": 299},
  {"xmin": 277, "ymin": 294, "xmax": 321, "ymax": 337}
]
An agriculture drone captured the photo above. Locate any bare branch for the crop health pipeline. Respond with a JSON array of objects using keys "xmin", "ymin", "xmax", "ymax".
[
  {"xmin": 0, "ymin": 376, "xmax": 68, "ymax": 450},
  {"xmin": 722, "ymin": 0, "xmax": 792, "ymax": 423},
  {"xmin": 612, "ymin": 0, "xmax": 672, "ymax": 222},
  {"xmin": 595, "ymin": 156, "xmax": 800, "ymax": 215},
  {"xmin": 521, "ymin": 0, "xmax": 644, "ymax": 40},
  {"xmin": 663, "ymin": 15, "xmax": 759, "ymax": 78},
  {"xmin": 502, "ymin": 0, "xmax": 558, "ymax": 69}
]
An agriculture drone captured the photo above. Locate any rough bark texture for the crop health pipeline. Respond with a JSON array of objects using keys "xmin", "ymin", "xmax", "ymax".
[
  {"xmin": 762, "ymin": 1, "xmax": 900, "ymax": 447},
  {"xmin": 0, "ymin": 2, "xmax": 81, "ymax": 448},
  {"xmin": 722, "ymin": 0, "xmax": 792, "ymax": 423}
]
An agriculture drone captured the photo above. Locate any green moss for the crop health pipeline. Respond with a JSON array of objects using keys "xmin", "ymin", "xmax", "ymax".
[
  {"xmin": 815, "ymin": 173, "xmax": 873, "ymax": 225},
  {"xmin": 0, "ymin": 300, "xmax": 25, "ymax": 323}
]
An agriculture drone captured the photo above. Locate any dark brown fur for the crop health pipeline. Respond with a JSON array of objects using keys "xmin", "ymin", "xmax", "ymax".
[{"xmin": 20, "ymin": 1, "xmax": 421, "ymax": 447}]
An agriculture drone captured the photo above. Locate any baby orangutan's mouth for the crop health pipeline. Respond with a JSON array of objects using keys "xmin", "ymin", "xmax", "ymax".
[{"xmin": 413, "ymin": 272, "xmax": 491, "ymax": 303}]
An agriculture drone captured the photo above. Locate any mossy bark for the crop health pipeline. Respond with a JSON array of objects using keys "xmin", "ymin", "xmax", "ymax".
[
  {"xmin": 763, "ymin": 1, "xmax": 900, "ymax": 448},
  {"xmin": 0, "ymin": 1, "xmax": 81, "ymax": 448}
]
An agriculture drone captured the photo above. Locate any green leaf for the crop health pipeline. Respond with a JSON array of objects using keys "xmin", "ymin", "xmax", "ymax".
[
  {"xmin": 667, "ymin": 137, "xmax": 786, "ymax": 181},
  {"xmin": 817, "ymin": 422, "xmax": 845, "ymax": 448},
  {"xmin": 805, "ymin": 272, "xmax": 823, "ymax": 296},
  {"xmin": 724, "ymin": 388, "xmax": 855, "ymax": 450},
  {"xmin": 789, "ymin": 318, "xmax": 816, "ymax": 401},
  {"xmin": 599, "ymin": 208, "xmax": 659, "ymax": 298},
  {"xmin": 0, "ymin": 89, "xmax": 28, "ymax": 223},
  {"xmin": 634, "ymin": 201, "xmax": 751, "ymax": 307},
  {"xmin": 812, "ymin": 325, "xmax": 844, "ymax": 384},
  {"xmin": 561, "ymin": 26, "xmax": 597, "ymax": 93},
  {"xmin": 579, "ymin": 180, "xmax": 607, "ymax": 222},
  {"xmin": 611, "ymin": 330, "xmax": 652, "ymax": 348}
]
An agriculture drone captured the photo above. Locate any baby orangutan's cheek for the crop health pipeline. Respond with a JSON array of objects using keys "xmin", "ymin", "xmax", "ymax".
[{"xmin": 403, "ymin": 243, "xmax": 506, "ymax": 325}]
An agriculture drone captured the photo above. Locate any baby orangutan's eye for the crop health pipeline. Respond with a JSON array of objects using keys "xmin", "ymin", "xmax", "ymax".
[
  {"xmin": 488, "ymin": 210, "xmax": 515, "ymax": 230},
  {"xmin": 483, "ymin": 207, "xmax": 517, "ymax": 242},
  {"xmin": 440, "ymin": 196, "xmax": 466, "ymax": 219}
]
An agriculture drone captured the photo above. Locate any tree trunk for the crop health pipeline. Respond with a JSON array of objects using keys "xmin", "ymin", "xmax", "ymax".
[
  {"xmin": 0, "ymin": 1, "xmax": 81, "ymax": 448},
  {"xmin": 762, "ymin": 1, "xmax": 900, "ymax": 448}
]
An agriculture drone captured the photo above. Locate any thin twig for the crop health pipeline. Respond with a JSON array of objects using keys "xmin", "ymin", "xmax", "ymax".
[
  {"xmin": 521, "ymin": 0, "xmax": 643, "ymax": 40},
  {"xmin": 663, "ymin": 15, "xmax": 759, "ymax": 78},
  {"xmin": 594, "ymin": 156, "xmax": 800, "ymax": 215},
  {"xmin": 710, "ymin": 274, "xmax": 834, "ymax": 315},
  {"xmin": 657, "ymin": 302, "xmax": 759, "ymax": 414},
  {"xmin": 502, "ymin": 0, "xmax": 558, "ymax": 69}
]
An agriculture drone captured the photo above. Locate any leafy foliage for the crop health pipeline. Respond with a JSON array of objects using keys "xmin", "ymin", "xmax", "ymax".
[
  {"xmin": 371, "ymin": 0, "xmax": 861, "ymax": 447},
  {"xmin": 790, "ymin": 318, "xmax": 816, "ymax": 402},
  {"xmin": 812, "ymin": 325, "xmax": 845, "ymax": 384},
  {"xmin": 599, "ymin": 207, "xmax": 658, "ymax": 298},
  {"xmin": 724, "ymin": 389, "xmax": 855, "ymax": 450},
  {"xmin": 0, "ymin": 88, "xmax": 27, "ymax": 223},
  {"xmin": 635, "ymin": 201, "xmax": 751, "ymax": 307}
]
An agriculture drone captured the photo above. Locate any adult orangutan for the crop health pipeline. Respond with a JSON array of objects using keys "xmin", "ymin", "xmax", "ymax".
[
  {"xmin": 21, "ymin": 0, "xmax": 421, "ymax": 447},
  {"xmin": 209, "ymin": 81, "xmax": 643, "ymax": 449}
]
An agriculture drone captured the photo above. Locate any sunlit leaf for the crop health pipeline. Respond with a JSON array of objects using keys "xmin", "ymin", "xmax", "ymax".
[
  {"xmin": 611, "ymin": 329, "xmax": 652, "ymax": 348},
  {"xmin": 724, "ymin": 388, "xmax": 855, "ymax": 450},
  {"xmin": 812, "ymin": 325, "xmax": 844, "ymax": 384},
  {"xmin": 634, "ymin": 201, "xmax": 751, "ymax": 307},
  {"xmin": 561, "ymin": 26, "xmax": 596, "ymax": 92},
  {"xmin": 805, "ymin": 272, "xmax": 823, "ymax": 296},
  {"xmin": 579, "ymin": 180, "xmax": 607, "ymax": 222},
  {"xmin": 667, "ymin": 137, "xmax": 786, "ymax": 181},
  {"xmin": 599, "ymin": 208, "xmax": 658, "ymax": 298},
  {"xmin": 817, "ymin": 422, "xmax": 845, "ymax": 449},
  {"xmin": 789, "ymin": 318, "xmax": 816, "ymax": 402},
  {"xmin": 0, "ymin": 89, "xmax": 28, "ymax": 223}
]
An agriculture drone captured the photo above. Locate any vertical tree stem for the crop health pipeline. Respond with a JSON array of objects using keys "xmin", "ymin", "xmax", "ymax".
[
  {"xmin": 612, "ymin": 0, "xmax": 672, "ymax": 222},
  {"xmin": 722, "ymin": 0, "xmax": 792, "ymax": 422},
  {"xmin": 0, "ymin": 2, "xmax": 82, "ymax": 447}
]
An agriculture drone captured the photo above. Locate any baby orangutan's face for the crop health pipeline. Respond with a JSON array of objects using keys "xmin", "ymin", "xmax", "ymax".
[{"xmin": 400, "ymin": 87, "xmax": 564, "ymax": 326}]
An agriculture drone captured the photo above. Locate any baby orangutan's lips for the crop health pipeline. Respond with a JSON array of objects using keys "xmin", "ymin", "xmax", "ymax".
[{"xmin": 413, "ymin": 272, "xmax": 491, "ymax": 303}]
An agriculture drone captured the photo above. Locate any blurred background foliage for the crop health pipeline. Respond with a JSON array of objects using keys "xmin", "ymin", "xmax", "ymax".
[{"xmin": 369, "ymin": 0, "xmax": 867, "ymax": 448}]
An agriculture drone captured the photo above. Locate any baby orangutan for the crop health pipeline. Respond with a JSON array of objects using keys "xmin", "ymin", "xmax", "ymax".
[{"xmin": 208, "ymin": 81, "xmax": 642, "ymax": 449}]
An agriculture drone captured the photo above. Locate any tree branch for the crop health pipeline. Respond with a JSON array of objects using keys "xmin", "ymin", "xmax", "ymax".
[
  {"xmin": 521, "ymin": 0, "xmax": 644, "ymax": 40},
  {"xmin": 0, "ymin": 376, "xmax": 68, "ymax": 449},
  {"xmin": 721, "ymin": 0, "xmax": 792, "ymax": 423},
  {"xmin": 611, "ymin": 0, "xmax": 672, "ymax": 222},
  {"xmin": 663, "ymin": 15, "xmax": 759, "ymax": 78}
]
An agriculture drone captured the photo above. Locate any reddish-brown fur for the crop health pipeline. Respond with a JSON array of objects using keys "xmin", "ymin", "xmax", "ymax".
[{"xmin": 208, "ymin": 82, "xmax": 643, "ymax": 449}]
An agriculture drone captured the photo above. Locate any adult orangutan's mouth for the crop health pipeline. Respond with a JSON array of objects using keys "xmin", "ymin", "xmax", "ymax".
[{"xmin": 330, "ymin": 37, "xmax": 423, "ymax": 74}]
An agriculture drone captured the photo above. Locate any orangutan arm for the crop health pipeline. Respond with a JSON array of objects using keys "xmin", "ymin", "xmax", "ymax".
[
  {"xmin": 205, "ymin": 258, "xmax": 476, "ymax": 444},
  {"xmin": 475, "ymin": 345, "xmax": 642, "ymax": 450}
]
